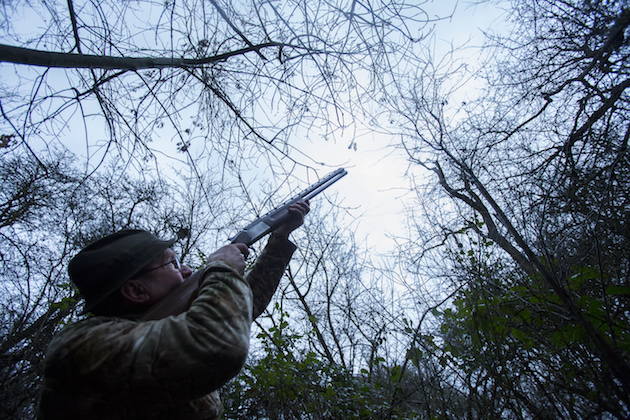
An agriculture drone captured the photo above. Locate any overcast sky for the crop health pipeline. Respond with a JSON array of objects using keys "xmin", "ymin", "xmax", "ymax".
[
  {"xmin": 303, "ymin": 0, "xmax": 510, "ymax": 255},
  {"xmin": 0, "ymin": 0, "xmax": 510, "ymax": 254}
]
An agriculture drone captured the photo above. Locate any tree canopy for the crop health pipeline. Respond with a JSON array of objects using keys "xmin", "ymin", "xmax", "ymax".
[{"xmin": 1, "ymin": 0, "xmax": 629, "ymax": 418}]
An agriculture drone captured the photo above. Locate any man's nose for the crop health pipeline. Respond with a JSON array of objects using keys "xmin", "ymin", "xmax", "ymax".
[{"xmin": 181, "ymin": 264, "xmax": 193, "ymax": 278}]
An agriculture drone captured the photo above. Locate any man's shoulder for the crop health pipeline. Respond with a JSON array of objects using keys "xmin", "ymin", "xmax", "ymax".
[
  {"xmin": 48, "ymin": 315, "xmax": 136, "ymax": 354},
  {"xmin": 61, "ymin": 314, "xmax": 134, "ymax": 331}
]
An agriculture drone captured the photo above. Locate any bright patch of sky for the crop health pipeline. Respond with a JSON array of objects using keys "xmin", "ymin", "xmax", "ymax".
[{"xmin": 296, "ymin": 0, "xmax": 510, "ymax": 254}]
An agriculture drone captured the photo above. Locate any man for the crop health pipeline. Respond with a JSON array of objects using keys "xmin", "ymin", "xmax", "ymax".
[{"xmin": 38, "ymin": 201, "xmax": 310, "ymax": 419}]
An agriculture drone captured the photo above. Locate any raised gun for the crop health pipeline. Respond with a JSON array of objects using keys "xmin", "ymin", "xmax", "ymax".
[
  {"xmin": 230, "ymin": 168, "xmax": 347, "ymax": 245},
  {"xmin": 141, "ymin": 168, "xmax": 347, "ymax": 320}
]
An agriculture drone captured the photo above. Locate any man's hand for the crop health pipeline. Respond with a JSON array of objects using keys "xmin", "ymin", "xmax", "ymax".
[
  {"xmin": 273, "ymin": 200, "xmax": 310, "ymax": 238},
  {"xmin": 207, "ymin": 243, "xmax": 250, "ymax": 275}
]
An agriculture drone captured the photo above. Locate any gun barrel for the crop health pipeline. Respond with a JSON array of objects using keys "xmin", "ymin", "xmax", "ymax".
[
  {"xmin": 229, "ymin": 168, "xmax": 347, "ymax": 245},
  {"xmin": 300, "ymin": 168, "xmax": 348, "ymax": 201}
]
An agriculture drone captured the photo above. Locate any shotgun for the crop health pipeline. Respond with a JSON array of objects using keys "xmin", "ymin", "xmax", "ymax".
[{"xmin": 141, "ymin": 168, "xmax": 347, "ymax": 320}]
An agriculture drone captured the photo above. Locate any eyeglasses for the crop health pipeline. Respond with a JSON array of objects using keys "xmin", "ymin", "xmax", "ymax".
[{"xmin": 136, "ymin": 258, "xmax": 181, "ymax": 277}]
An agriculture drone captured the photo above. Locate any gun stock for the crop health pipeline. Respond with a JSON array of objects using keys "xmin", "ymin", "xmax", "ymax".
[
  {"xmin": 140, "ymin": 270, "xmax": 202, "ymax": 321},
  {"xmin": 140, "ymin": 168, "xmax": 347, "ymax": 321}
]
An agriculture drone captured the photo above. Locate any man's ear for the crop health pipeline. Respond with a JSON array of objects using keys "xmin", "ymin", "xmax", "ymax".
[{"xmin": 120, "ymin": 279, "xmax": 151, "ymax": 304}]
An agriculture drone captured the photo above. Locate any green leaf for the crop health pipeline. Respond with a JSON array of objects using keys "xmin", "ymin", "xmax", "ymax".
[{"xmin": 605, "ymin": 285, "xmax": 630, "ymax": 295}]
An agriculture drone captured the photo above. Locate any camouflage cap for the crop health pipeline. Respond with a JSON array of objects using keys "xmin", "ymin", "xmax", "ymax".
[{"xmin": 69, "ymin": 229, "xmax": 176, "ymax": 312}]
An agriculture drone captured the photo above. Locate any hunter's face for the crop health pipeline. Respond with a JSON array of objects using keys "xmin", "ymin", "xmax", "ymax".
[{"xmin": 140, "ymin": 249, "xmax": 193, "ymax": 302}]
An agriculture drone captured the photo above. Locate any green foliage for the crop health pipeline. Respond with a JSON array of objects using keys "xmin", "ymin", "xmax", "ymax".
[
  {"xmin": 435, "ymin": 254, "xmax": 630, "ymax": 418},
  {"xmin": 222, "ymin": 306, "xmax": 406, "ymax": 419},
  {"xmin": 49, "ymin": 282, "xmax": 79, "ymax": 320}
]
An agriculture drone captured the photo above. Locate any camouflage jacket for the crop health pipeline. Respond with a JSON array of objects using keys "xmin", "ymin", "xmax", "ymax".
[{"xmin": 38, "ymin": 234, "xmax": 296, "ymax": 419}]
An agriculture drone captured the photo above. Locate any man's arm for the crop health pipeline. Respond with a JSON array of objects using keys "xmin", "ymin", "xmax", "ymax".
[
  {"xmin": 245, "ymin": 200, "xmax": 309, "ymax": 319},
  {"xmin": 245, "ymin": 233, "xmax": 296, "ymax": 319}
]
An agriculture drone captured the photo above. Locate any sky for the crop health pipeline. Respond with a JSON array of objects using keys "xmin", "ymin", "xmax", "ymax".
[
  {"xmin": 0, "ymin": 0, "xmax": 510, "ymax": 256},
  {"xmin": 296, "ymin": 0, "xmax": 510, "ymax": 255}
]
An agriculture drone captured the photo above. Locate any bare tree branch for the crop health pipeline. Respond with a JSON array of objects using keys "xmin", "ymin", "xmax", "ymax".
[{"xmin": 0, "ymin": 42, "xmax": 287, "ymax": 70}]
